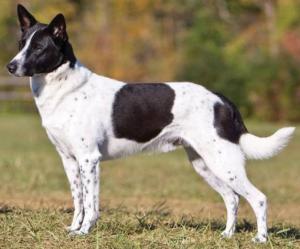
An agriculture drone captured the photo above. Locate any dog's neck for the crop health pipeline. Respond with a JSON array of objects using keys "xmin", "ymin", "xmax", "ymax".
[
  {"xmin": 61, "ymin": 41, "xmax": 77, "ymax": 69},
  {"xmin": 30, "ymin": 60, "xmax": 93, "ymax": 119}
]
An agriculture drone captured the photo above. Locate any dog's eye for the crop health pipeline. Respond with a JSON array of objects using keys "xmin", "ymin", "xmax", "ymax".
[{"xmin": 35, "ymin": 44, "xmax": 44, "ymax": 51}]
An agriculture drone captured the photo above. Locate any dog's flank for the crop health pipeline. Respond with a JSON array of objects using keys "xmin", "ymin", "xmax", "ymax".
[
  {"xmin": 7, "ymin": 4, "xmax": 295, "ymax": 243},
  {"xmin": 213, "ymin": 92, "xmax": 248, "ymax": 144},
  {"xmin": 113, "ymin": 83, "xmax": 175, "ymax": 142}
]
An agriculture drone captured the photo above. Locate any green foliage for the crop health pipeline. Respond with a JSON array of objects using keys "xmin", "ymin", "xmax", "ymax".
[
  {"xmin": 179, "ymin": 0, "xmax": 300, "ymax": 120},
  {"xmin": 178, "ymin": 4, "xmax": 249, "ymax": 111}
]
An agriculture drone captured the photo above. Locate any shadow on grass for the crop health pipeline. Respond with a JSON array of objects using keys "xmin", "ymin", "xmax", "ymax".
[
  {"xmin": 130, "ymin": 202, "xmax": 300, "ymax": 239},
  {"xmin": 136, "ymin": 214, "xmax": 300, "ymax": 239},
  {"xmin": 0, "ymin": 204, "xmax": 13, "ymax": 214},
  {"xmin": 268, "ymin": 225, "xmax": 300, "ymax": 240}
]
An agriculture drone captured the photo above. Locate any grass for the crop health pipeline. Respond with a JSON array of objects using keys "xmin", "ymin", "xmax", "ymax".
[{"xmin": 0, "ymin": 113, "xmax": 299, "ymax": 248}]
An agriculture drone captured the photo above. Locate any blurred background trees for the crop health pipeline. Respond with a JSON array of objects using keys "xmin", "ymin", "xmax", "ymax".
[{"xmin": 0, "ymin": 0, "xmax": 299, "ymax": 121}]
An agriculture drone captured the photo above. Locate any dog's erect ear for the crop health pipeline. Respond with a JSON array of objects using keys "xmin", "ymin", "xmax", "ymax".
[
  {"xmin": 48, "ymin": 14, "xmax": 67, "ymax": 41},
  {"xmin": 17, "ymin": 4, "xmax": 37, "ymax": 32}
]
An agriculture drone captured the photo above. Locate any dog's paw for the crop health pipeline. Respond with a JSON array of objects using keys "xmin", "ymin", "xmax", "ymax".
[
  {"xmin": 66, "ymin": 223, "xmax": 82, "ymax": 232},
  {"xmin": 68, "ymin": 230, "xmax": 88, "ymax": 236},
  {"xmin": 251, "ymin": 234, "xmax": 267, "ymax": 243},
  {"xmin": 221, "ymin": 230, "xmax": 233, "ymax": 239}
]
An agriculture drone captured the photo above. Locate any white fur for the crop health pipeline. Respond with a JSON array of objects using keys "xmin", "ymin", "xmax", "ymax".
[
  {"xmin": 240, "ymin": 127, "xmax": 295, "ymax": 159},
  {"xmin": 11, "ymin": 31, "xmax": 36, "ymax": 76},
  {"xmin": 24, "ymin": 60, "xmax": 294, "ymax": 242}
]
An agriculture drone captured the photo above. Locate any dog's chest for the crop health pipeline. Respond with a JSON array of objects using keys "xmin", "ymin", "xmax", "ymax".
[
  {"xmin": 34, "ymin": 77, "xmax": 121, "ymax": 155},
  {"xmin": 42, "ymin": 107, "xmax": 77, "ymax": 154}
]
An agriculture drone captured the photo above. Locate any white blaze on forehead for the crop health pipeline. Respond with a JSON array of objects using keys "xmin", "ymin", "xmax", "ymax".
[{"xmin": 12, "ymin": 31, "xmax": 37, "ymax": 75}]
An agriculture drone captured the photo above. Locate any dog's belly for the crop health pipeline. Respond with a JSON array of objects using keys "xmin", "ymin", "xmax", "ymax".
[{"xmin": 100, "ymin": 133, "xmax": 180, "ymax": 161}]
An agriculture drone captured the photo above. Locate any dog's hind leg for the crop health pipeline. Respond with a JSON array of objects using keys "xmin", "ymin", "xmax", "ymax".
[
  {"xmin": 185, "ymin": 146, "xmax": 239, "ymax": 238},
  {"xmin": 57, "ymin": 151, "xmax": 84, "ymax": 232},
  {"xmin": 188, "ymin": 139, "xmax": 267, "ymax": 243},
  {"xmin": 223, "ymin": 171, "xmax": 267, "ymax": 243}
]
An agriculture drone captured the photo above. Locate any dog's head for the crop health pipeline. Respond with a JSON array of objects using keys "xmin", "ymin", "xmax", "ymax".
[{"xmin": 7, "ymin": 4, "xmax": 76, "ymax": 77}]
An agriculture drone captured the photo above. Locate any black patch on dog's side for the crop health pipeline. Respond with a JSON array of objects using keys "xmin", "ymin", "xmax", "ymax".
[
  {"xmin": 213, "ymin": 93, "xmax": 248, "ymax": 144},
  {"xmin": 112, "ymin": 83, "xmax": 175, "ymax": 143}
]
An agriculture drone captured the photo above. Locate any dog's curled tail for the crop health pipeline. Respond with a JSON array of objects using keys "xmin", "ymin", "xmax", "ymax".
[{"xmin": 239, "ymin": 127, "xmax": 295, "ymax": 160}]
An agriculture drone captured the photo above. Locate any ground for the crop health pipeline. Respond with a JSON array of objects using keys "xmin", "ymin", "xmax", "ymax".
[{"xmin": 0, "ymin": 114, "xmax": 299, "ymax": 248}]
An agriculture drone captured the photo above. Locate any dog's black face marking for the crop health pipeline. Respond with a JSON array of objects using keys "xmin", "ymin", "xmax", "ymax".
[
  {"xmin": 7, "ymin": 4, "xmax": 76, "ymax": 76},
  {"xmin": 20, "ymin": 28, "xmax": 67, "ymax": 76},
  {"xmin": 213, "ymin": 93, "xmax": 248, "ymax": 144},
  {"xmin": 18, "ymin": 23, "xmax": 47, "ymax": 50},
  {"xmin": 112, "ymin": 83, "xmax": 175, "ymax": 143}
]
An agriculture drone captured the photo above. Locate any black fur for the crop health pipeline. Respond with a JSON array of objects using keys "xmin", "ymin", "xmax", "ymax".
[
  {"xmin": 20, "ymin": 30, "xmax": 76, "ymax": 76},
  {"xmin": 13, "ymin": 5, "xmax": 76, "ymax": 76},
  {"xmin": 213, "ymin": 93, "xmax": 248, "ymax": 144},
  {"xmin": 17, "ymin": 4, "xmax": 37, "ymax": 32},
  {"xmin": 112, "ymin": 83, "xmax": 175, "ymax": 143}
]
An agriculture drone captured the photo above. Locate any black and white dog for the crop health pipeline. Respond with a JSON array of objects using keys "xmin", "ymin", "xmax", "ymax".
[{"xmin": 7, "ymin": 5, "xmax": 295, "ymax": 242}]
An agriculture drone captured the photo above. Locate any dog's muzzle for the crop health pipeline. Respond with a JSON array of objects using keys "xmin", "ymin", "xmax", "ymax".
[{"xmin": 6, "ymin": 61, "xmax": 18, "ymax": 74}]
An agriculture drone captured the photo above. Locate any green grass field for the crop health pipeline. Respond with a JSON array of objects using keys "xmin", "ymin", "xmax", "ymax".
[{"xmin": 0, "ymin": 114, "xmax": 299, "ymax": 248}]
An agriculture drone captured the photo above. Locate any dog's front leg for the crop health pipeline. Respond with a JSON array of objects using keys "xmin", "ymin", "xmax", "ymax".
[
  {"xmin": 58, "ymin": 152, "xmax": 84, "ymax": 232},
  {"xmin": 71, "ymin": 151, "xmax": 101, "ymax": 235}
]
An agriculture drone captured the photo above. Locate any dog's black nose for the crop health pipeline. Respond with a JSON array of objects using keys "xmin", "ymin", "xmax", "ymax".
[{"xmin": 7, "ymin": 61, "xmax": 17, "ymax": 74}]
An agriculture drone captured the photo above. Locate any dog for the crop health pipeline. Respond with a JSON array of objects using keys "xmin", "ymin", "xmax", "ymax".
[{"xmin": 7, "ymin": 4, "xmax": 295, "ymax": 243}]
